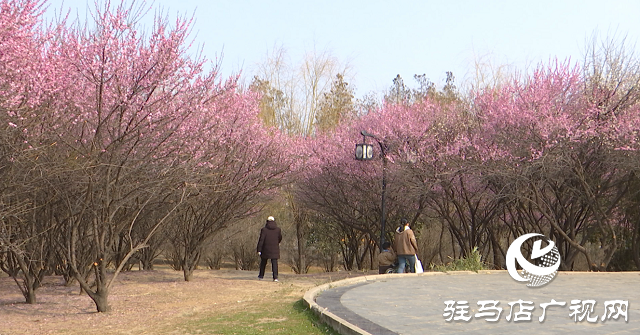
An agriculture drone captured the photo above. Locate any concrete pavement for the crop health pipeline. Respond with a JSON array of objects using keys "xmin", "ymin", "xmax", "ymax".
[{"xmin": 304, "ymin": 271, "xmax": 640, "ymax": 335}]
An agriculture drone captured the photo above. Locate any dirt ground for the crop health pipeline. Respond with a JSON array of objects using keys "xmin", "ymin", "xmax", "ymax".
[{"xmin": 0, "ymin": 266, "xmax": 368, "ymax": 335}]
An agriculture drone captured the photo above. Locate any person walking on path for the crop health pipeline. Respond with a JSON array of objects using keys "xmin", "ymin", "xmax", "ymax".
[
  {"xmin": 394, "ymin": 219, "xmax": 418, "ymax": 273},
  {"xmin": 257, "ymin": 216, "xmax": 282, "ymax": 281}
]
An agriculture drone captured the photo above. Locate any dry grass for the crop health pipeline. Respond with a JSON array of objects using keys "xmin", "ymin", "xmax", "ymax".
[{"xmin": 0, "ymin": 266, "xmax": 367, "ymax": 335}]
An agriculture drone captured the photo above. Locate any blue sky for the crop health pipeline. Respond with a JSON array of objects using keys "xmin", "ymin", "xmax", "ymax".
[{"xmin": 48, "ymin": 0, "xmax": 640, "ymax": 97}]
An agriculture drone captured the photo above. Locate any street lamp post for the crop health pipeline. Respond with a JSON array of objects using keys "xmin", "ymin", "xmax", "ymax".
[{"xmin": 355, "ymin": 130, "xmax": 388, "ymax": 251}]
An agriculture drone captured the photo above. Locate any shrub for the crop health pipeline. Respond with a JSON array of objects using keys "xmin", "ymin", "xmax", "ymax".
[{"xmin": 430, "ymin": 247, "xmax": 487, "ymax": 273}]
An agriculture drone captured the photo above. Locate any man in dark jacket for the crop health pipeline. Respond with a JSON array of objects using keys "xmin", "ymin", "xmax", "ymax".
[{"xmin": 257, "ymin": 216, "xmax": 282, "ymax": 281}]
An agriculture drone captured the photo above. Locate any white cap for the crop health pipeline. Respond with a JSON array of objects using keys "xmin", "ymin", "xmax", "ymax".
[{"xmin": 267, "ymin": 216, "xmax": 275, "ymax": 221}]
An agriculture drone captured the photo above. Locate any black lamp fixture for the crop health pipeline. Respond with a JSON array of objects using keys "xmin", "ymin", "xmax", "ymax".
[
  {"xmin": 355, "ymin": 130, "xmax": 388, "ymax": 251},
  {"xmin": 355, "ymin": 130, "xmax": 376, "ymax": 160},
  {"xmin": 355, "ymin": 141, "xmax": 374, "ymax": 161}
]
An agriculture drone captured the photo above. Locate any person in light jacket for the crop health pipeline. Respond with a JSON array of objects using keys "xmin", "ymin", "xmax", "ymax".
[
  {"xmin": 378, "ymin": 241, "xmax": 396, "ymax": 274},
  {"xmin": 393, "ymin": 219, "xmax": 418, "ymax": 273},
  {"xmin": 257, "ymin": 216, "xmax": 282, "ymax": 281}
]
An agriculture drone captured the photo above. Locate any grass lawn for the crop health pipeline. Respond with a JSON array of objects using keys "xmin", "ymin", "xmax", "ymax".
[
  {"xmin": 1, "ymin": 267, "xmax": 360, "ymax": 334},
  {"xmin": 172, "ymin": 294, "xmax": 340, "ymax": 334}
]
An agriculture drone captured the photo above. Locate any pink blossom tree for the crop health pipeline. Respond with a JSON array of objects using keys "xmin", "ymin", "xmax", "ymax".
[
  {"xmin": 36, "ymin": 1, "xmax": 212, "ymax": 312},
  {"xmin": 296, "ymin": 61, "xmax": 640, "ymax": 271},
  {"xmin": 2, "ymin": 0, "xmax": 295, "ymax": 310},
  {"xmin": 165, "ymin": 84, "xmax": 295, "ymax": 281},
  {"xmin": 0, "ymin": 0, "xmax": 285, "ymax": 311},
  {"xmin": 475, "ymin": 60, "xmax": 640, "ymax": 270},
  {"xmin": 295, "ymin": 97, "xmax": 448, "ymax": 267},
  {"xmin": 0, "ymin": 0, "xmax": 63, "ymax": 304}
]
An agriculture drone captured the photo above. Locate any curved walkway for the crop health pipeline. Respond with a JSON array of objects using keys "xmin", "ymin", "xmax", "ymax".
[{"xmin": 304, "ymin": 271, "xmax": 640, "ymax": 335}]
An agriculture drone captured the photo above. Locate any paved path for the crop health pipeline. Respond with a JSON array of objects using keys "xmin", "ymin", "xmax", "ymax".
[{"xmin": 309, "ymin": 271, "xmax": 640, "ymax": 335}]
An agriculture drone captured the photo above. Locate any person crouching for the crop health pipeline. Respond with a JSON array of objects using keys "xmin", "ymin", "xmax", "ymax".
[{"xmin": 378, "ymin": 241, "xmax": 396, "ymax": 274}]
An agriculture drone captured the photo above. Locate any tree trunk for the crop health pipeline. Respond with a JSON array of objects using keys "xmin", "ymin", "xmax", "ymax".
[
  {"xmin": 488, "ymin": 228, "xmax": 505, "ymax": 269},
  {"xmin": 182, "ymin": 252, "xmax": 199, "ymax": 281},
  {"xmin": 598, "ymin": 232, "xmax": 618, "ymax": 271},
  {"xmin": 12, "ymin": 250, "xmax": 38, "ymax": 304},
  {"xmin": 369, "ymin": 244, "xmax": 376, "ymax": 270},
  {"xmin": 183, "ymin": 267, "xmax": 194, "ymax": 281},
  {"xmin": 142, "ymin": 258, "xmax": 154, "ymax": 271},
  {"xmin": 73, "ymin": 270, "xmax": 111, "ymax": 312},
  {"xmin": 633, "ymin": 219, "xmax": 640, "ymax": 270},
  {"xmin": 295, "ymin": 217, "xmax": 307, "ymax": 274},
  {"xmin": 139, "ymin": 248, "xmax": 155, "ymax": 271},
  {"xmin": 25, "ymin": 288, "xmax": 36, "ymax": 304},
  {"xmin": 92, "ymin": 289, "xmax": 111, "ymax": 313}
]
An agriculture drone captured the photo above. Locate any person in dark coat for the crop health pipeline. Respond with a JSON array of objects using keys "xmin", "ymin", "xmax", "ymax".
[{"xmin": 257, "ymin": 216, "xmax": 282, "ymax": 281}]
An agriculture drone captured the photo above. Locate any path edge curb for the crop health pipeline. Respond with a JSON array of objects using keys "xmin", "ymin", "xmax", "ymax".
[
  {"xmin": 303, "ymin": 270, "xmax": 638, "ymax": 334},
  {"xmin": 302, "ymin": 271, "xmax": 483, "ymax": 335}
]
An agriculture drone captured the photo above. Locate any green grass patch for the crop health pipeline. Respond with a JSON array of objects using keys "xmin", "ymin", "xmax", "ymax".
[
  {"xmin": 171, "ymin": 293, "xmax": 340, "ymax": 334},
  {"xmin": 430, "ymin": 247, "xmax": 488, "ymax": 273}
]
